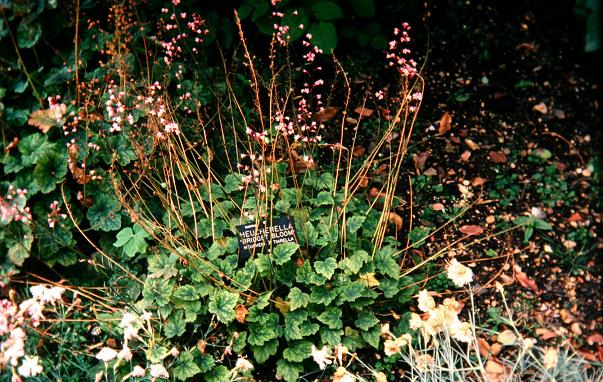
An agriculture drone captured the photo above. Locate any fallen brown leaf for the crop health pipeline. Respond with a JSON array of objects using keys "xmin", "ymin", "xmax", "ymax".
[
  {"xmin": 532, "ymin": 102, "xmax": 548, "ymax": 114},
  {"xmin": 471, "ymin": 177, "xmax": 487, "ymax": 187},
  {"xmin": 536, "ymin": 328, "xmax": 558, "ymax": 340},
  {"xmin": 567, "ymin": 212, "xmax": 583, "ymax": 223},
  {"xmin": 459, "ymin": 225, "xmax": 483, "ymax": 236},
  {"xmin": 314, "ymin": 106, "xmax": 339, "ymax": 122},
  {"xmin": 5, "ymin": 137, "xmax": 19, "ymax": 154},
  {"xmin": 235, "ymin": 304, "xmax": 248, "ymax": 323},
  {"xmin": 353, "ymin": 145, "xmax": 366, "ymax": 158},
  {"xmin": 438, "ymin": 111, "xmax": 452, "ymax": 134},
  {"xmin": 515, "ymin": 270, "xmax": 539, "ymax": 293},
  {"xmin": 354, "ymin": 106, "xmax": 374, "ymax": 117},
  {"xmin": 431, "ymin": 203, "xmax": 444, "ymax": 211},
  {"xmin": 464, "ymin": 138, "xmax": 480, "ymax": 150},
  {"xmin": 587, "ymin": 333, "xmax": 603, "ymax": 346},
  {"xmin": 476, "ymin": 338, "xmax": 491, "ymax": 357},
  {"xmin": 485, "ymin": 359, "xmax": 505, "ymax": 374},
  {"xmin": 461, "ymin": 150, "xmax": 471, "ymax": 161},
  {"xmin": 388, "ymin": 212, "xmax": 403, "ymax": 230},
  {"xmin": 413, "ymin": 151, "xmax": 431, "ymax": 171},
  {"xmin": 28, "ymin": 104, "xmax": 67, "ymax": 133},
  {"xmin": 489, "ymin": 151, "xmax": 507, "ymax": 164}
]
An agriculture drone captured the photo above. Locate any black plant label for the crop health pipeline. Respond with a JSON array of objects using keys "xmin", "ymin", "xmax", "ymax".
[{"xmin": 236, "ymin": 216, "xmax": 297, "ymax": 256}]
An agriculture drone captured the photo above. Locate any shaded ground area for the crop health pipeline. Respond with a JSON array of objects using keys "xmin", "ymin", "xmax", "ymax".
[{"xmin": 396, "ymin": 0, "xmax": 602, "ymax": 361}]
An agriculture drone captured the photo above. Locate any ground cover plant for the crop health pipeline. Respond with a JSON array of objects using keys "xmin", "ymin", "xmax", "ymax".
[{"xmin": 1, "ymin": 0, "xmax": 601, "ymax": 381}]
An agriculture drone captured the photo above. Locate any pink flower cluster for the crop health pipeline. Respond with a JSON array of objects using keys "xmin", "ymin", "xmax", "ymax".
[
  {"xmin": 47, "ymin": 201, "xmax": 67, "ymax": 228},
  {"xmin": 386, "ymin": 22, "xmax": 418, "ymax": 78},
  {"xmin": 105, "ymin": 82, "xmax": 134, "ymax": 133},
  {"xmin": 1, "ymin": 185, "xmax": 31, "ymax": 225},
  {"xmin": 159, "ymin": 8, "xmax": 209, "ymax": 64},
  {"xmin": 0, "ymin": 284, "xmax": 65, "ymax": 375},
  {"xmin": 136, "ymin": 82, "xmax": 181, "ymax": 138}
]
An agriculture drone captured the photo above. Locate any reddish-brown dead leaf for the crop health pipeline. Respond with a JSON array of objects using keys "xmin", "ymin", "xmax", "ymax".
[
  {"xmin": 358, "ymin": 176, "xmax": 369, "ymax": 188},
  {"xmin": 485, "ymin": 359, "xmax": 505, "ymax": 374},
  {"xmin": 459, "ymin": 225, "xmax": 484, "ymax": 236},
  {"xmin": 598, "ymin": 346, "xmax": 603, "ymax": 362},
  {"xmin": 353, "ymin": 145, "xmax": 366, "ymax": 158},
  {"xmin": 431, "ymin": 203, "xmax": 445, "ymax": 211},
  {"xmin": 515, "ymin": 271, "xmax": 539, "ymax": 293},
  {"xmin": 5, "ymin": 137, "xmax": 19, "ymax": 154},
  {"xmin": 476, "ymin": 338, "xmax": 491, "ymax": 357},
  {"xmin": 438, "ymin": 111, "xmax": 452, "ymax": 134},
  {"xmin": 576, "ymin": 349, "xmax": 598, "ymax": 362},
  {"xmin": 197, "ymin": 339, "xmax": 207, "ymax": 354},
  {"xmin": 28, "ymin": 105, "xmax": 66, "ymax": 133},
  {"xmin": 413, "ymin": 151, "xmax": 431, "ymax": 171},
  {"xmin": 536, "ymin": 328, "xmax": 558, "ymax": 340},
  {"xmin": 587, "ymin": 333, "xmax": 603, "ymax": 346},
  {"xmin": 532, "ymin": 102, "xmax": 548, "ymax": 114},
  {"xmin": 471, "ymin": 177, "xmax": 487, "ymax": 187},
  {"xmin": 567, "ymin": 212, "xmax": 583, "ymax": 223},
  {"xmin": 235, "ymin": 304, "xmax": 248, "ymax": 323},
  {"xmin": 388, "ymin": 212, "xmax": 403, "ymax": 230},
  {"xmin": 460, "ymin": 150, "xmax": 471, "ymax": 161},
  {"xmin": 374, "ymin": 163, "xmax": 389, "ymax": 176},
  {"xmin": 489, "ymin": 151, "xmax": 507, "ymax": 164},
  {"xmin": 314, "ymin": 107, "xmax": 339, "ymax": 122},
  {"xmin": 354, "ymin": 106, "xmax": 374, "ymax": 117}
]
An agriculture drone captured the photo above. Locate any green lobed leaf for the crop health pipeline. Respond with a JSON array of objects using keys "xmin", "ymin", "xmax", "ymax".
[
  {"xmin": 312, "ymin": 1, "xmax": 343, "ymax": 20},
  {"xmin": 17, "ymin": 22, "xmax": 42, "ymax": 48},
  {"xmin": 173, "ymin": 350, "xmax": 201, "ymax": 380},
  {"xmin": 314, "ymin": 257, "xmax": 337, "ymax": 279},
  {"xmin": 354, "ymin": 311, "xmax": 379, "ymax": 331},
  {"xmin": 272, "ymin": 242, "xmax": 299, "ymax": 265},
  {"xmin": 276, "ymin": 359, "xmax": 303, "ymax": 382},
  {"xmin": 87, "ymin": 194, "xmax": 122, "ymax": 232},
  {"xmin": 113, "ymin": 224, "xmax": 149, "ymax": 258},
  {"xmin": 308, "ymin": 21, "xmax": 337, "ymax": 53},
  {"xmin": 251, "ymin": 338, "xmax": 279, "ymax": 363},
  {"xmin": 283, "ymin": 340, "xmax": 312, "ymax": 362},
  {"xmin": 317, "ymin": 307, "xmax": 342, "ymax": 329},
  {"xmin": 33, "ymin": 151, "xmax": 68, "ymax": 193},
  {"xmin": 208, "ymin": 290, "xmax": 238, "ymax": 323},
  {"xmin": 164, "ymin": 310, "xmax": 186, "ymax": 338},
  {"xmin": 172, "ymin": 285, "xmax": 199, "ymax": 301},
  {"xmin": 287, "ymin": 287, "xmax": 310, "ymax": 311}
]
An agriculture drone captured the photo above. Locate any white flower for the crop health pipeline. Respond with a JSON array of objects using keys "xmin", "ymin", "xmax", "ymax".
[
  {"xmin": 17, "ymin": 355, "xmax": 43, "ymax": 377},
  {"xmin": 332, "ymin": 366, "xmax": 356, "ymax": 382},
  {"xmin": 95, "ymin": 347, "xmax": 118, "ymax": 362},
  {"xmin": 417, "ymin": 290, "xmax": 436, "ymax": 313},
  {"xmin": 117, "ymin": 345, "xmax": 133, "ymax": 361},
  {"xmin": 310, "ymin": 345, "xmax": 332, "ymax": 370},
  {"xmin": 450, "ymin": 321, "xmax": 473, "ymax": 343},
  {"xmin": 29, "ymin": 284, "xmax": 65, "ymax": 305},
  {"xmin": 543, "ymin": 347, "xmax": 559, "ymax": 370},
  {"xmin": 446, "ymin": 259, "xmax": 473, "ymax": 287},
  {"xmin": 149, "ymin": 363, "xmax": 169, "ymax": 379},
  {"xmin": 235, "ymin": 357, "xmax": 254, "ymax": 372},
  {"xmin": 383, "ymin": 339, "xmax": 401, "ymax": 356},
  {"xmin": 409, "ymin": 313, "xmax": 423, "ymax": 330},
  {"xmin": 131, "ymin": 365, "xmax": 146, "ymax": 377}
]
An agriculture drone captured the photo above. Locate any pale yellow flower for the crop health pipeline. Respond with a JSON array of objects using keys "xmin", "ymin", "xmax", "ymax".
[
  {"xmin": 95, "ymin": 347, "xmax": 118, "ymax": 363},
  {"xmin": 17, "ymin": 355, "xmax": 43, "ymax": 377},
  {"xmin": 442, "ymin": 297, "xmax": 460, "ymax": 312},
  {"xmin": 450, "ymin": 320, "xmax": 473, "ymax": 343},
  {"xmin": 543, "ymin": 347, "xmax": 559, "ymax": 370},
  {"xmin": 235, "ymin": 357, "xmax": 254, "ymax": 372},
  {"xmin": 414, "ymin": 354, "xmax": 434, "ymax": 373},
  {"xmin": 311, "ymin": 345, "xmax": 332, "ymax": 370},
  {"xmin": 417, "ymin": 290, "xmax": 436, "ymax": 313},
  {"xmin": 332, "ymin": 366, "xmax": 356, "ymax": 382},
  {"xmin": 383, "ymin": 339, "xmax": 402, "ymax": 356},
  {"xmin": 497, "ymin": 330, "xmax": 517, "ymax": 346},
  {"xmin": 409, "ymin": 313, "xmax": 423, "ymax": 330},
  {"xmin": 446, "ymin": 259, "xmax": 473, "ymax": 287},
  {"xmin": 149, "ymin": 363, "xmax": 169, "ymax": 379},
  {"xmin": 374, "ymin": 371, "xmax": 388, "ymax": 382}
]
